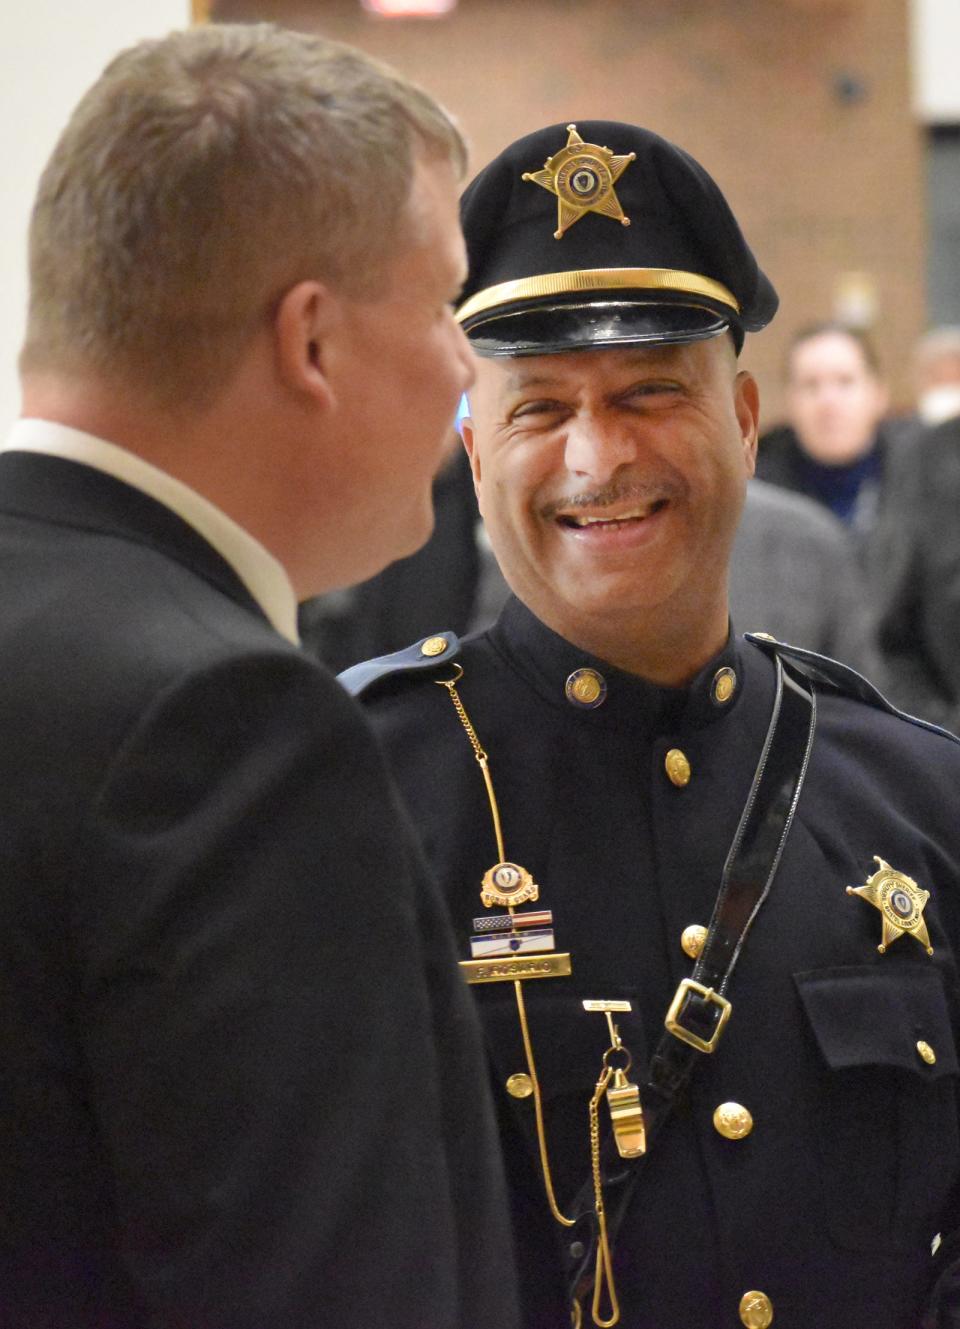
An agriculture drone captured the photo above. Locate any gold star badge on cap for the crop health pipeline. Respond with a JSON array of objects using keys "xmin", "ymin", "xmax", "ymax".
[
  {"xmin": 846, "ymin": 856, "xmax": 934, "ymax": 955},
  {"xmin": 522, "ymin": 124, "xmax": 636, "ymax": 239}
]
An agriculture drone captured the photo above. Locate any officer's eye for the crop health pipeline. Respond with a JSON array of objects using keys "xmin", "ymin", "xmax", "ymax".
[
  {"xmin": 621, "ymin": 380, "xmax": 682, "ymax": 404},
  {"xmin": 511, "ymin": 398, "xmax": 570, "ymax": 421}
]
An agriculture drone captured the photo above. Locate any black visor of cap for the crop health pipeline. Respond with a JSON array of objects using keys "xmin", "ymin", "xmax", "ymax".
[
  {"xmin": 457, "ymin": 120, "xmax": 778, "ymax": 358},
  {"xmin": 465, "ymin": 297, "xmax": 732, "ymax": 359}
]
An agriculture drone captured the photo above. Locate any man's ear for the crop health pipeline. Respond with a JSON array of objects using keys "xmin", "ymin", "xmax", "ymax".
[
  {"xmin": 273, "ymin": 280, "xmax": 340, "ymax": 407},
  {"xmin": 460, "ymin": 417, "xmax": 483, "ymax": 502},
  {"xmin": 734, "ymin": 370, "xmax": 761, "ymax": 477}
]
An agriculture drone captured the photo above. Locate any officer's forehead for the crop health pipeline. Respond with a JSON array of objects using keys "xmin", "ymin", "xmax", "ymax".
[{"xmin": 478, "ymin": 340, "xmax": 729, "ymax": 392}]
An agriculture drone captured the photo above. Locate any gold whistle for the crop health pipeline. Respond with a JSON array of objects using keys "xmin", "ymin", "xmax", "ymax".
[
  {"xmin": 585, "ymin": 1002, "xmax": 647, "ymax": 1161},
  {"xmin": 606, "ymin": 1065, "xmax": 646, "ymax": 1158}
]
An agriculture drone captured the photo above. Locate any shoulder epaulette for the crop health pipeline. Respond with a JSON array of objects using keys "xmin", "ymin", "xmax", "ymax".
[
  {"xmin": 338, "ymin": 632, "xmax": 461, "ymax": 699},
  {"xmin": 744, "ymin": 633, "xmax": 960, "ymax": 745}
]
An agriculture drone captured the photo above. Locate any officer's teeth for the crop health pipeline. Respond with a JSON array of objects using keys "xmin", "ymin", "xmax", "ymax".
[{"xmin": 570, "ymin": 510, "xmax": 645, "ymax": 526}]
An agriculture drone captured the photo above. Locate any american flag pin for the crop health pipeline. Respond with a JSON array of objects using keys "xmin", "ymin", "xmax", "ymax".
[{"xmin": 471, "ymin": 909, "xmax": 554, "ymax": 934}]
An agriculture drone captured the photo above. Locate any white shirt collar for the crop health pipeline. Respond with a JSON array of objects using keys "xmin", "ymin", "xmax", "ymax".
[{"xmin": 4, "ymin": 419, "xmax": 300, "ymax": 644}]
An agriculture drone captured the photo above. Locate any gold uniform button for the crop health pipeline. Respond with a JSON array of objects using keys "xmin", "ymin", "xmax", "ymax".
[
  {"xmin": 681, "ymin": 924, "xmax": 708, "ymax": 959},
  {"xmin": 564, "ymin": 668, "xmax": 607, "ymax": 709},
  {"xmin": 739, "ymin": 1290, "xmax": 773, "ymax": 1328},
  {"xmin": 420, "ymin": 635, "xmax": 448, "ymax": 657},
  {"xmin": 712, "ymin": 667, "xmax": 737, "ymax": 705},
  {"xmin": 917, "ymin": 1040, "xmax": 937, "ymax": 1065},
  {"xmin": 713, "ymin": 1102, "xmax": 754, "ymax": 1140},
  {"xmin": 506, "ymin": 1073, "xmax": 534, "ymax": 1099},
  {"xmin": 664, "ymin": 748, "xmax": 691, "ymax": 787}
]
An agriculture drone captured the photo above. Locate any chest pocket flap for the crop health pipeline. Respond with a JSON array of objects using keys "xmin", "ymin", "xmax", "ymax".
[
  {"xmin": 794, "ymin": 962, "xmax": 959, "ymax": 1253},
  {"xmin": 795, "ymin": 962, "xmax": 958, "ymax": 1078}
]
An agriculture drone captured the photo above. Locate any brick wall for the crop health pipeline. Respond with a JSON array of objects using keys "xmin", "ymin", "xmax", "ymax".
[{"xmin": 212, "ymin": 0, "xmax": 924, "ymax": 422}]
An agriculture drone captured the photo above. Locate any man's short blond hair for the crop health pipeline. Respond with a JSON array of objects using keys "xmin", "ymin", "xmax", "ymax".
[{"xmin": 21, "ymin": 23, "xmax": 467, "ymax": 409}]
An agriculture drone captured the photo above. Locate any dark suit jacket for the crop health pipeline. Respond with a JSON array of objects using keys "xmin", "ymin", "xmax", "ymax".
[
  {"xmin": 870, "ymin": 416, "xmax": 960, "ymax": 733},
  {"xmin": 0, "ymin": 450, "xmax": 518, "ymax": 1329}
]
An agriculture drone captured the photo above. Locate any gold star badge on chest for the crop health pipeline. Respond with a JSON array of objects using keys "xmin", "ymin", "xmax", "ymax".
[
  {"xmin": 846, "ymin": 856, "xmax": 934, "ymax": 955},
  {"xmin": 522, "ymin": 124, "xmax": 636, "ymax": 239}
]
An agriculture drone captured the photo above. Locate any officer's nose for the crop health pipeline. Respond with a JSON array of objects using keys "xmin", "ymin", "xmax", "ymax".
[{"xmin": 563, "ymin": 414, "xmax": 638, "ymax": 485}]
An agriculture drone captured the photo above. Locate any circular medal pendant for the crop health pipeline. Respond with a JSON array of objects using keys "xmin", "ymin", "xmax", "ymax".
[{"xmin": 480, "ymin": 861, "xmax": 540, "ymax": 908}]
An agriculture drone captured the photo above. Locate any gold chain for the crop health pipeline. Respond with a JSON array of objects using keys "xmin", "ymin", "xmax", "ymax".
[
  {"xmin": 437, "ymin": 666, "xmax": 506, "ymax": 862},
  {"xmin": 436, "ymin": 667, "xmax": 575, "ymax": 1228},
  {"xmin": 513, "ymin": 977, "xmax": 575, "ymax": 1226},
  {"xmin": 438, "ymin": 665, "xmax": 624, "ymax": 1324},
  {"xmin": 588, "ymin": 1068, "xmax": 620, "ymax": 1327}
]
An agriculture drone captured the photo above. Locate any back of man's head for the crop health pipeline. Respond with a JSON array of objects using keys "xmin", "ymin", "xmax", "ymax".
[{"xmin": 21, "ymin": 23, "xmax": 466, "ymax": 413}]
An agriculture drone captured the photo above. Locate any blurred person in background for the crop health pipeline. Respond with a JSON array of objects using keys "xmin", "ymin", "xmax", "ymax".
[
  {"xmin": 885, "ymin": 325, "xmax": 960, "ymax": 443},
  {"xmin": 851, "ymin": 325, "xmax": 960, "ymax": 729},
  {"xmin": 913, "ymin": 325, "xmax": 960, "ymax": 428},
  {"xmin": 756, "ymin": 322, "xmax": 898, "ymax": 541},
  {"xmin": 869, "ymin": 408, "xmax": 960, "ymax": 733}
]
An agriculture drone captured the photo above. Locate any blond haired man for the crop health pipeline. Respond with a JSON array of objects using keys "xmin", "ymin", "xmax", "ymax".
[{"xmin": 0, "ymin": 23, "xmax": 518, "ymax": 1329}]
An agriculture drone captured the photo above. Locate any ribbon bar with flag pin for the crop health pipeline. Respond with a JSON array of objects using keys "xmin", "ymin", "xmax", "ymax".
[{"xmin": 471, "ymin": 909, "xmax": 554, "ymax": 933}]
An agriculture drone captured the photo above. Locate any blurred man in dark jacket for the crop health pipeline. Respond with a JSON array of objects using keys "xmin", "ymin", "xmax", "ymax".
[{"xmin": 870, "ymin": 415, "xmax": 960, "ymax": 733}]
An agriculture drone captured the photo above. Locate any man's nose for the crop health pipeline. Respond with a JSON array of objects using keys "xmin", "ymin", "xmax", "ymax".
[{"xmin": 563, "ymin": 414, "xmax": 639, "ymax": 484}]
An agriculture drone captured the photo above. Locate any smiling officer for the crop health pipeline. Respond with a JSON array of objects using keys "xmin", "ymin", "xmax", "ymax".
[{"xmin": 342, "ymin": 121, "xmax": 960, "ymax": 1329}]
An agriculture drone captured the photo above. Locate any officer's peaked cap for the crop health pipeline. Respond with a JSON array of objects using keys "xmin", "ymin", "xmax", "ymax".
[{"xmin": 457, "ymin": 120, "xmax": 778, "ymax": 357}]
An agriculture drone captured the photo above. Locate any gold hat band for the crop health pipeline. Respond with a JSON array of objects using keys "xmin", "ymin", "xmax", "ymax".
[{"xmin": 457, "ymin": 267, "xmax": 740, "ymax": 326}]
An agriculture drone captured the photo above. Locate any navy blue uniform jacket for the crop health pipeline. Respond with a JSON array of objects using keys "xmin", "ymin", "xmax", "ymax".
[
  {"xmin": 0, "ymin": 451, "xmax": 518, "ymax": 1329},
  {"xmin": 351, "ymin": 595, "xmax": 960, "ymax": 1329}
]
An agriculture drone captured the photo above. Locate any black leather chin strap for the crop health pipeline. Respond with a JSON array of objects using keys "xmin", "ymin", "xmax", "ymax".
[{"xmin": 565, "ymin": 655, "xmax": 817, "ymax": 1311}]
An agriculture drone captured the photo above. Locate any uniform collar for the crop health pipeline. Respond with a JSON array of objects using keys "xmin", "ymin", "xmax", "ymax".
[{"xmin": 487, "ymin": 596, "xmax": 744, "ymax": 734}]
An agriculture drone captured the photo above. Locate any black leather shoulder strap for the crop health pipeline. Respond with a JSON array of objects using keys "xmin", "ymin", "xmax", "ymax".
[
  {"xmin": 566, "ymin": 655, "xmax": 817, "ymax": 1308},
  {"xmin": 745, "ymin": 633, "xmax": 960, "ymax": 745}
]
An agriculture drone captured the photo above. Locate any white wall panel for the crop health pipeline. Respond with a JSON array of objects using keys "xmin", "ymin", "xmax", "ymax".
[
  {"xmin": 913, "ymin": 0, "xmax": 960, "ymax": 123},
  {"xmin": 0, "ymin": 1, "xmax": 187, "ymax": 433}
]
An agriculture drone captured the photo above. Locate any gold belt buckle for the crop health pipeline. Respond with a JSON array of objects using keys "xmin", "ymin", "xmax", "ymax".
[{"xmin": 664, "ymin": 977, "xmax": 732, "ymax": 1053}]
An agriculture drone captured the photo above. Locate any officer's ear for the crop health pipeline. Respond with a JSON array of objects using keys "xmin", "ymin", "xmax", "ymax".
[
  {"xmin": 734, "ymin": 370, "xmax": 760, "ymax": 476},
  {"xmin": 273, "ymin": 280, "xmax": 339, "ymax": 409},
  {"xmin": 460, "ymin": 415, "xmax": 483, "ymax": 500}
]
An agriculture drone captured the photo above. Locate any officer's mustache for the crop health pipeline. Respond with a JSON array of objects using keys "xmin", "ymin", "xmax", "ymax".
[{"xmin": 541, "ymin": 478, "xmax": 687, "ymax": 521}]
